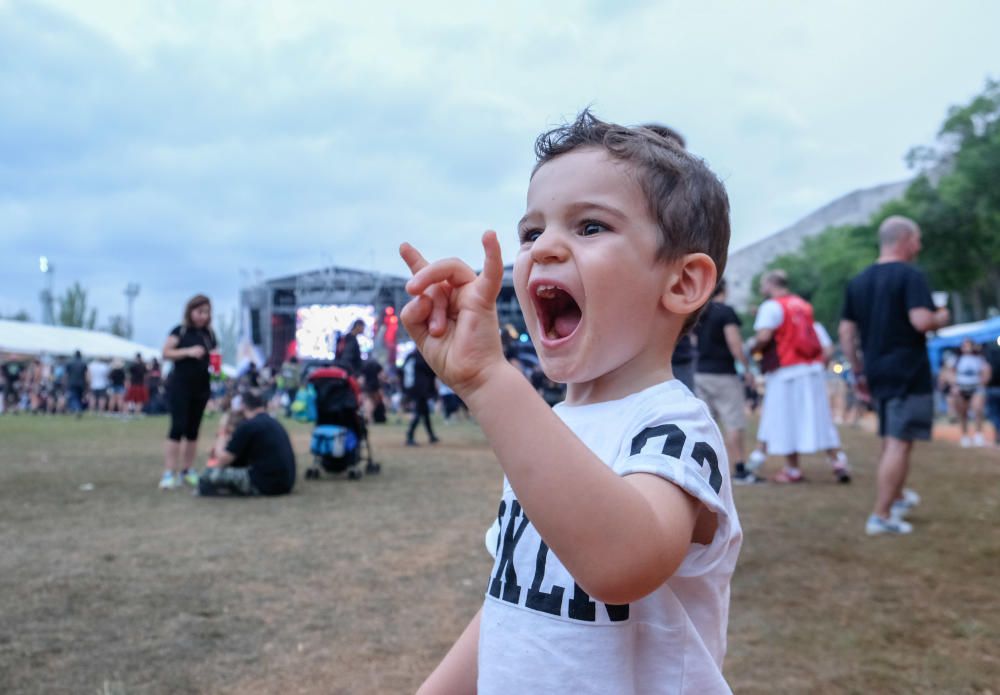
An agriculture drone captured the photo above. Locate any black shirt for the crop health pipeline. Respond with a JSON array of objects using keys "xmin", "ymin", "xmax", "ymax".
[
  {"xmin": 985, "ymin": 345, "xmax": 1000, "ymax": 388},
  {"xmin": 168, "ymin": 325, "xmax": 217, "ymax": 395},
  {"xmin": 340, "ymin": 334, "xmax": 362, "ymax": 375},
  {"xmin": 842, "ymin": 262, "xmax": 934, "ymax": 399},
  {"xmin": 129, "ymin": 361, "xmax": 146, "ymax": 385},
  {"xmin": 226, "ymin": 413, "xmax": 297, "ymax": 495},
  {"xmin": 110, "ymin": 367, "xmax": 126, "ymax": 388},
  {"xmin": 672, "ymin": 334, "xmax": 694, "ymax": 367},
  {"xmin": 361, "ymin": 359, "xmax": 383, "ymax": 393},
  {"xmin": 403, "ymin": 351, "xmax": 436, "ymax": 399},
  {"xmin": 695, "ymin": 302, "xmax": 741, "ymax": 375},
  {"xmin": 64, "ymin": 359, "xmax": 88, "ymax": 389}
]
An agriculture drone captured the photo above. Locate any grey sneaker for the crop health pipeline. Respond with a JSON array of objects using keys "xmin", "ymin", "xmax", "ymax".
[
  {"xmin": 747, "ymin": 449, "xmax": 767, "ymax": 472},
  {"xmin": 866, "ymin": 514, "xmax": 913, "ymax": 536},
  {"xmin": 890, "ymin": 488, "xmax": 921, "ymax": 519},
  {"xmin": 733, "ymin": 469, "xmax": 766, "ymax": 485}
]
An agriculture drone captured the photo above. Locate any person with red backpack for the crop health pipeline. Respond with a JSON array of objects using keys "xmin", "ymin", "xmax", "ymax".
[{"xmin": 748, "ymin": 270, "xmax": 850, "ymax": 483}]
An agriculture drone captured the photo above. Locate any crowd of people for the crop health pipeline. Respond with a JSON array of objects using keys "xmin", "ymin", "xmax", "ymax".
[
  {"xmin": 5, "ymin": 112, "xmax": 1000, "ymax": 694},
  {"xmin": 0, "ymin": 350, "xmax": 165, "ymax": 417}
]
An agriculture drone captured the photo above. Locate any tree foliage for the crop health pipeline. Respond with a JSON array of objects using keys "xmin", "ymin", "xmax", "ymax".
[
  {"xmin": 752, "ymin": 78, "xmax": 1000, "ymax": 330},
  {"xmin": 57, "ymin": 282, "xmax": 98, "ymax": 330},
  {"xmin": 106, "ymin": 315, "xmax": 130, "ymax": 338}
]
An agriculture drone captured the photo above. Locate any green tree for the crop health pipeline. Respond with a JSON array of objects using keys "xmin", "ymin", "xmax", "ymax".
[
  {"xmin": 903, "ymin": 77, "xmax": 1000, "ymax": 318},
  {"xmin": 106, "ymin": 315, "xmax": 130, "ymax": 338},
  {"xmin": 2, "ymin": 310, "xmax": 31, "ymax": 322},
  {"xmin": 749, "ymin": 78, "xmax": 1000, "ymax": 331},
  {"xmin": 57, "ymin": 282, "xmax": 98, "ymax": 330},
  {"xmin": 748, "ymin": 222, "xmax": 877, "ymax": 337}
]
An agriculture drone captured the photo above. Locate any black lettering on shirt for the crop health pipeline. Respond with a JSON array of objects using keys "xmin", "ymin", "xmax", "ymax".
[
  {"xmin": 691, "ymin": 442, "xmax": 722, "ymax": 493},
  {"xmin": 631, "ymin": 424, "xmax": 723, "ymax": 493},
  {"xmin": 568, "ymin": 582, "xmax": 629, "ymax": 622},
  {"xmin": 524, "ymin": 540, "xmax": 563, "ymax": 616},
  {"xmin": 489, "ymin": 500, "xmax": 529, "ymax": 604},
  {"xmin": 630, "ymin": 424, "xmax": 686, "ymax": 458}
]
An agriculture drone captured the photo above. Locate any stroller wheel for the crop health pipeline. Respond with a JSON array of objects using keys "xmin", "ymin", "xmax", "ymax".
[
  {"xmin": 365, "ymin": 461, "xmax": 381, "ymax": 475},
  {"xmin": 347, "ymin": 468, "xmax": 363, "ymax": 481}
]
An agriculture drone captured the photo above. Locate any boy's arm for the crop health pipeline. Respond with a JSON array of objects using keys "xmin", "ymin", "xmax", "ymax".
[
  {"xmin": 416, "ymin": 608, "xmax": 481, "ymax": 695},
  {"xmin": 401, "ymin": 235, "xmax": 703, "ymax": 605},
  {"xmin": 465, "ymin": 365, "xmax": 702, "ymax": 603}
]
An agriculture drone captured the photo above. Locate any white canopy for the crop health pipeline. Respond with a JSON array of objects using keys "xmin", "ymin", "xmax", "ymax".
[{"xmin": 0, "ymin": 320, "xmax": 162, "ymax": 361}]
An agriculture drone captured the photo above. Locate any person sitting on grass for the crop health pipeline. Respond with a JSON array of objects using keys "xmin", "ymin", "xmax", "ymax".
[
  {"xmin": 401, "ymin": 110, "xmax": 741, "ymax": 694},
  {"xmin": 205, "ymin": 406, "xmax": 247, "ymax": 469},
  {"xmin": 196, "ymin": 390, "xmax": 296, "ymax": 497}
]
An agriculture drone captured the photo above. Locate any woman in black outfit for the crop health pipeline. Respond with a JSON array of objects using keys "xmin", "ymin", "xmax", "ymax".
[
  {"xmin": 403, "ymin": 349, "xmax": 438, "ymax": 446},
  {"xmin": 160, "ymin": 294, "xmax": 217, "ymax": 490}
]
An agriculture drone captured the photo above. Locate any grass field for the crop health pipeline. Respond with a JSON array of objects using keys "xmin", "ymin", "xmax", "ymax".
[{"xmin": 1, "ymin": 412, "xmax": 998, "ymax": 694}]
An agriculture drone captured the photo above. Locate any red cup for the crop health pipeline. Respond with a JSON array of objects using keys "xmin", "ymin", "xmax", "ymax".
[{"xmin": 209, "ymin": 351, "xmax": 222, "ymax": 374}]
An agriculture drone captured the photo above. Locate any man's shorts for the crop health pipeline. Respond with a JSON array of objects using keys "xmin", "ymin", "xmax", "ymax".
[
  {"xmin": 877, "ymin": 393, "xmax": 933, "ymax": 441},
  {"xmin": 695, "ymin": 373, "xmax": 747, "ymax": 432}
]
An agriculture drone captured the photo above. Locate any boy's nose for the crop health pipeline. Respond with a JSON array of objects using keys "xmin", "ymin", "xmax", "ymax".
[{"xmin": 529, "ymin": 229, "xmax": 569, "ymax": 264}]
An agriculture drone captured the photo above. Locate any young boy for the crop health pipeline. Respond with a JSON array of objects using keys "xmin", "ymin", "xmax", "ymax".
[{"xmin": 400, "ymin": 111, "xmax": 741, "ymax": 694}]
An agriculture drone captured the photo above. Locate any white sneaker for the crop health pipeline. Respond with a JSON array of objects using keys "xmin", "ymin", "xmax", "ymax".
[
  {"xmin": 747, "ymin": 449, "xmax": 767, "ymax": 472},
  {"xmin": 973, "ymin": 433, "xmax": 986, "ymax": 447},
  {"xmin": 891, "ymin": 488, "xmax": 920, "ymax": 519},
  {"xmin": 960, "ymin": 435, "xmax": 972, "ymax": 448},
  {"xmin": 158, "ymin": 471, "xmax": 178, "ymax": 490},
  {"xmin": 866, "ymin": 514, "xmax": 913, "ymax": 536},
  {"xmin": 832, "ymin": 451, "xmax": 851, "ymax": 484}
]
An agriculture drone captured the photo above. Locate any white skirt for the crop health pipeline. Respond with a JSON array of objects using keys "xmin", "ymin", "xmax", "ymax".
[{"xmin": 757, "ymin": 363, "xmax": 841, "ymax": 455}]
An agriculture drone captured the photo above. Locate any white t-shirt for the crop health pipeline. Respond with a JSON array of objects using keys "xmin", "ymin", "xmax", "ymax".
[
  {"xmin": 954, "ymin": 354, "xmax": 986, "ymax": 390},
  {"xmin": 752, "ymin": 300, "xmax": 831, "ymax": 349},
  {"xmin": 88, "ymin": 361, "xmax": 110, "ymax": 390},
  {"xmin": 753, "ymin": 298, "xmax": 783, "ymax": 332},
  {"xmin": 478, "ymin": 380, "xmax": 742, "ymax": 694},
  {"xmin": 753, "ymin": 299, "xmax": 827, "ymax": 382}
]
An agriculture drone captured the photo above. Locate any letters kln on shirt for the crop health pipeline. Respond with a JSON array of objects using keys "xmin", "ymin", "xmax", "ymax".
[{"xmin": 488, "ymin": 498, "xmax": 630, "ymax": 623}]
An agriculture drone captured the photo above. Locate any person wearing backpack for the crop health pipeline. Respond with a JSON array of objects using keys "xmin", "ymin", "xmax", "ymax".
[{"xmin": 749, "ymin": 270, "xmax": 850, "ymax": 483}]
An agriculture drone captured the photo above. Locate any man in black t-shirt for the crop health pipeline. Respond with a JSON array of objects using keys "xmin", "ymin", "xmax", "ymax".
[
  {"xmin": 671, "ymin": 334, "xmax": 695, "ymax": 391},
  {"xmin": 338, "ymin": 319, "xmax": 365, "ymax": 376},
  {"xmin": 64, "ymin": 350, "xmax": 88, "ymax": 416},
  {"xmin": 695, "ymin": 281, "xmax": 758, "ymax": 484},
  {"xmin": 197, "ymin": 390, "xmax": 297, "ymax": 496},
  {"xmin": 840, "ymin": 215, "xmax": 950, "ymax": 536},
  {"xmin": 984, "ymin": 343, "xmax": 1000, "ymax": 447}
]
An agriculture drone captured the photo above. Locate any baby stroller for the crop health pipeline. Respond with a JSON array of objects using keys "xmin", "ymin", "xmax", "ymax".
[{"xmin": 304, "ymin": 366, "xmax": 380, "ymax": 481}]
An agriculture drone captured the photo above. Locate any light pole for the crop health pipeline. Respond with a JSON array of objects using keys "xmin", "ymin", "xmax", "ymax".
[
  {"xmin": 124, "ymin": 283, "xmax": 140, "ymax": 338},
  {"xmin": 39, "ymin": 256, "xmax": 55, "ymax": 325}
]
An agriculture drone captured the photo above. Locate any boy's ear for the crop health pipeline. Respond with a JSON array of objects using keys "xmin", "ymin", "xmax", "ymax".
[{"xmin": 660, "ymin": 253, "xmax": 718, "ymax": 317}]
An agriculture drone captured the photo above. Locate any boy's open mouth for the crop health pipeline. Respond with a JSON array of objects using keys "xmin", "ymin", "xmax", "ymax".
[{"xmin": 533, "ymin": 283, "xmax": 582, "ymax": 342}]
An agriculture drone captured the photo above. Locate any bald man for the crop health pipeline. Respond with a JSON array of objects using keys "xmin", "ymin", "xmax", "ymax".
[{"xmin": 840, "ymin": 215, "xmax": 950, "ymax": 536}]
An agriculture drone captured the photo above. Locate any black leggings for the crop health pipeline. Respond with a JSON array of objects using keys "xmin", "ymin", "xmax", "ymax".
[
  {"xmin": 407, "ymin": 397, "xmax": 436, "ymax": 442},
  {"xmin": 168, "ymin": 389, "xmax": 209, "ymax": 441}
]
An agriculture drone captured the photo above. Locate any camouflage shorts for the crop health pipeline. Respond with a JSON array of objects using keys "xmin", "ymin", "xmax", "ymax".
[{"xmin": 198, "ymin": 467, "xmax": 258, "ymax": 496}]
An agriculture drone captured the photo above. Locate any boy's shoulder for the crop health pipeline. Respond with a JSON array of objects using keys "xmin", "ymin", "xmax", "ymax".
[{"xmin": 557, "ymin": 380, "xmax": 720, "ymax": 446}]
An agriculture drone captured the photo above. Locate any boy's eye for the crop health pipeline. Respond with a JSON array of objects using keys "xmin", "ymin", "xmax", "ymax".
[
  {"xmin": 580, "ymin": 221, "xmax": 608, "ymax": 236},
  {"xmin": 520, "ymin": 228, "xmax": 542, "ymax": 243}
]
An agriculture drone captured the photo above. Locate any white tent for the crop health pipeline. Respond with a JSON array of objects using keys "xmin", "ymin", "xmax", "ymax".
[{"xmin": 0, "ymin": 320, "xmax": 162, "ymax": 361}]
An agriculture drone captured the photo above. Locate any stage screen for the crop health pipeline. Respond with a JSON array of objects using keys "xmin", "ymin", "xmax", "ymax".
[{"xmin": 296, "ymin": 304, "xmax": 376, "ymax": 360}]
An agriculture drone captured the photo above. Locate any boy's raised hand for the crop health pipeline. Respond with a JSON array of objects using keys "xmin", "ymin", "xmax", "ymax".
[{"xmin": 399, "ymin": 231, "xmax": 507, "ymax": 397}]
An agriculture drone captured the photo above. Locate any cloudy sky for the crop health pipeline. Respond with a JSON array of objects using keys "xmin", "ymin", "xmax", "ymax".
[{"xmin": 2, "ymin": 0, "xmax": 997, "ymax": 346}]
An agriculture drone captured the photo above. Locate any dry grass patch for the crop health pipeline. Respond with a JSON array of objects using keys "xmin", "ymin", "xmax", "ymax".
[{"xmin": 0, "ymin": 414, "xmax": 997, "ymax": 694}]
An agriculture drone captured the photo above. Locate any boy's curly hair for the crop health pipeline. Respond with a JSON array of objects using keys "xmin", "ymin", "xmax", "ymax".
[{"xmin": 533, "ymin": 110, "xmax": 731, "ymax": 328}]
